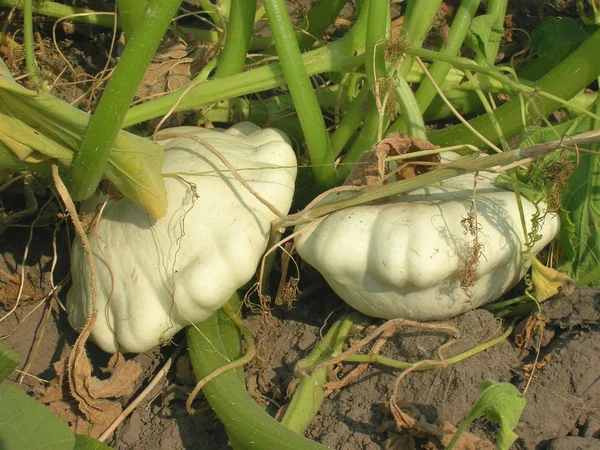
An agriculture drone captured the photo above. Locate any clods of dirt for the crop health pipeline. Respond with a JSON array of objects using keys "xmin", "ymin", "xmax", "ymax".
[{"xmin": 244, "ymin": 289, "xmax": 600, "ymax": 449}]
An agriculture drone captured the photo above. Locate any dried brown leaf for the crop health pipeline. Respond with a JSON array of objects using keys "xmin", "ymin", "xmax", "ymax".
[
  {"xmin": 39, "ymin": 352, "xmax": 141, "ymax": 438},
  {"xmin": 136, "ymin": 38, "xmax": 193, "ymax": 99},
  {"xmin": 384, "ymin": 401, "xmax": 495, "ymax": 450},
  {"xmin": 344, "ymin": 133, "xmax": 440, "ymax": 187}
]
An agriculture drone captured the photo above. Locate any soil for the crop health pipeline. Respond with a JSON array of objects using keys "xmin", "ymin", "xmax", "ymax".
[{"xmin": 1, "ymin": 0, "xmax": 600, "ymax": 449}]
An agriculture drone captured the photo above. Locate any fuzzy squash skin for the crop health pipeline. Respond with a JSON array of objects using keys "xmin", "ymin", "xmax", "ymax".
[
  {"xmin": 295, "ymin": 157, "xmax": 560, "ymax": 321},
  {"xmin": 67, "ymin": 123, "xmax": 297, "ymax": 353}
]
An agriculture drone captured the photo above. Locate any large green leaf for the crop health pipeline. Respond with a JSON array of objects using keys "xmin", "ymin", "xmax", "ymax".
[
  {"xmin": 509, "ymin": 113, "xmax": 600, "ymax": 286},
  {"xmin": 447, "ymin": 381, "xmax": 526, "ymax": 450},
  {"xmin": 0, "ymin": 385, "xmax": 76, "ymax": 450},
  {"xmin": 74, "ymin": 434, "xmax": 113, "ymax": 450},
  {"xmin": 561, "ymin": 139, "xmax": 600, "ymax": 285},
  {"xmin": 467, "ymin": 14, "xmax": 503, "ymax": 62},
  {"xmin": 530, "ymin": 17, "xmax": 588, "ymax": 64},
  {"xmin": 0, "ymin": 341, "xmax": 19, "ymax": 383}
]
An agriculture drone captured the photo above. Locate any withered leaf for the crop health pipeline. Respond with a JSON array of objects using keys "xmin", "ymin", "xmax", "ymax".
[
  {"xmin": 136, "ymin": 38, "xmax": 193, "ymax": 100},
  {"xmin": 386, "ymin": 401, "xmax": 495, "ymax": 450},
  {"xmin": 39, "ymin": 351, "xmax": 141, "ymax": 438},
  {"xmin": 344, "ymin": 132, "xmax": 440, "ymax": 187}
]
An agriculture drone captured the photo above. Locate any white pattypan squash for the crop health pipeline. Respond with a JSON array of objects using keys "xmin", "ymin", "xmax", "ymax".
[
  {"xmin": 295, "ymin": 153, "xmax": 560, "ymax": 321},
  {"xmin": 67, "ymin": 123, "xmax": 297, "ymax": 353}
]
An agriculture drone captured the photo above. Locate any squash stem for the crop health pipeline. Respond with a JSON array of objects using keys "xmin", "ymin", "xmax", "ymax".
[
  {"xmin": 339, "ymin": 0, "xmax": 443, "ymax": 174},
  {"xmin": 116, "ymin": 0, "xmax": 147, "ymax": 42},
  {"xmin": 123, "ymin": 30, "xmax": 365, "ymax": 127},
  {"xmin": 68, "ymin": 0, "xmax": 182, "ymax": 201},
  {"xmin": 214, "ymin": 0, "xmax": 256, "ymax": 79},
  {"xmin": 23, "ymin": 0, "xmax": 42, "ymax": 89},
  {"xmin": 390, "ymin": 0, "xmax": 480, "ymax": 134},
  {"xmin": 186, "ymin": 300, "xmax": 329, "ymax": 450},
  {"xmin": 427, "ymin": 27, "xmax": 600, "ymax": 148},
  {"xmin": 344, "ymin": 323, "xmax": 514, "ymax": 369},
  {"xmin": 397, "ymin": 0, "xmax": 444, "ymax": 78},
  {"xmin": 263, "ymin": 0, "xmax": 336, "ymax": 188},
  {"xmin": 280, "ymin": 314, "xmax": 356, "ymax": 433}
]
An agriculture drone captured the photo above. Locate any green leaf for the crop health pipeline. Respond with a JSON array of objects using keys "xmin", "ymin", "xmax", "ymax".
[
  {"xmin": 105, "ymin": 132, "xmax": 167, "ymax": 219},
  {"xmin": 530, "ymin": 17, "xmax": 588, "ymax": 63},
  {"xmin": 74, "ymin": 434, "xmax": 114, "ymax": 450},
  {"xmin": 448, "ymin": 381, "xmax": 526, "ymax": 450},
  {"xmin": 561, "ymin": 148, "xmax": 600, "ymax": 285},
  {"xmin": 468, "ymin": 14, "xmax": 502, "ymax": 62},
  {"xmin": 557, "ymin": 207, "xmax": 576, "ymax": 264},
  {"xmin": 0, "ymin": 385, "xmax": 76, "ymax": 450},
  {"xmin": 0, "ymin": 342, "xmax": 19, "ymax": 383},
  {"xmin": 0, "ymin": 57, "xmax": 167, "ymax": 218},
  {"xmin": 518, "ymin": 122, "xmax": 574, "ymax": 149}
]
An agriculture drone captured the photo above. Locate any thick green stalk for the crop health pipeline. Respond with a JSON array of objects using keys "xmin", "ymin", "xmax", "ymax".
[
  {"xmin": 260, "ymin": 0, "xmax": 347, "ymax": 55},
  {"xmin": 215, "ymin": 0, "xmax": 256, "ymax": 78},
  {"xmin": 365, "ymin": 0, "xmax": 389, "ymax": 139},
  {"xmin": 280, "ymin": 315, "xmax": 355, "ymax": 433},
  {"xmin": 125, "ymin": 7, "xmax": 368, "ymax": 127},
  {"xmin": 116, "ymin": 0, "xmax": 147, "ymax": 42},
  {"xmin": 23, "ymin": 0, "xmax": 42, "ymax": 89},
  {"xmin": 196, "ymin": 0, "xmax": 224, "ymax": 28},
  {"xmin": 68, "ymin": 0, "xmax": 181, "ymax": 200},
  {"xmin": 393, "ymin": 75, "xmax": 426, "ymax": 139},
  {"xmin": 337, "ymin": 97, "xmax": 378, "ymax": 180},
  {"xmin": 398, "ymin": 0, "xmax": 444, "ymax": 77},
  {"xmin": 340, "ymin": 0, "xmax": 442, "ymax": 173},
  {"xmin": 259, "ymin": 0, "xmax": 337, "ymax": 187},
  {"xmin": 428, "ymin": 28, "xmax": 600, "ymax": 148},
  {"xmin": 330, "ymin": 86, "xmax": 369, "ymax": 157},
  {"xmin": 336, "ymin": 0, "xmax": 387, "ymax": 178},
  {"xmin": 275, "ymin": 130, "xmax": 600, "ymax": 229},
  {"xmin": 402, "ymin": 0, "xmax": 479, "ymax": 127},
  {"xmin": 296, "ymin": 0, "xmax": 348, "ymax": 51},
  {"xmin": 187, "ymin": 309, "xmax": 328, "ymax": 450},
  {"xmin": 0, "ymin": 0, "xmax": 116, "ymax": 27}
]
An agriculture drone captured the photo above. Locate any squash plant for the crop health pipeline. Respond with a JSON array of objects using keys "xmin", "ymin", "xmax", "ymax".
[{"xmin": 1, "ymin": 0, "xmax": 600, "ymax": 448}]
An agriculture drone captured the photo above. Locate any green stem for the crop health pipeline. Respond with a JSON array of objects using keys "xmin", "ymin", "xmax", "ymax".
[
  {"xmin": 365, "ymin": 0, "xmax": 390, "ymax": 141},
  {"xmin": 427, "ymin": 27, "xmax": 600, "ymax": 148},
  {"xmin": 275, "ymin": 130, "xmax": 600, "ymax": 229},
  {"xmin": 23, "ymin": 0, "xmax": 42, "ymax": 89},
  {"xmin": 124, "ymin": 16, "xmax": 367, "ymax": 127},
  {"xmin": 214, "ymin": 0, "xmax": 256, "ymax": 78},
  {"xmin": 338, "ymin": 98, "xmax": 379, "ymax": 179},
  {"xmin": 340, "ymin": 0, "xmax": 443, "ymax": 174},
  {"xmin": 68, "ymin": 0, "xmax": 182, "ymax": 200},
  {"xmin": 344, "ymin": 323, "xmax": 514, "ymax": 369},
  {"xmin": 393, "ymin": 74, "xmax": 426, "ymax": 139},
  {"xmin": 392, "ymin": 0, "xmax": 480, "ymax": 134},
  {"xmin": 258, "ymin": 0, "xmax": 337, "ymax": 188},
  {"xmin": 196, "ymin": 0, "xmax": 224, "ymax": 29},
  {"xmin": 296, "ymin": 0, "xmax": 348, "ymax": 51},
  {"xmin": 330, "ymin": 86, "xmax": 369, "ymax": 158},
  {"xmin": 116, "ymin": 0, "xmax": 147, "ymax": 42},
  {"xmin": 336, "ymin": 0, "xmax": 387, "ymax": 177},
  {"xmin": 483, "ymin": 295, "xmax": 529, "ymax": 311},
  {"xmin": 0, "ymin": 0, "xmax": 116, "ymax": 28},
  {"xmin": 397, "ymin": 0, "xmax": 444, "ymax": 77},
  {"xmin": 280, "ymin": 314, "xmax": 356, "ymax": 433},
  {"xmin": 187, "ymin": 307, "xmax": 328, "ymax": 449}
]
